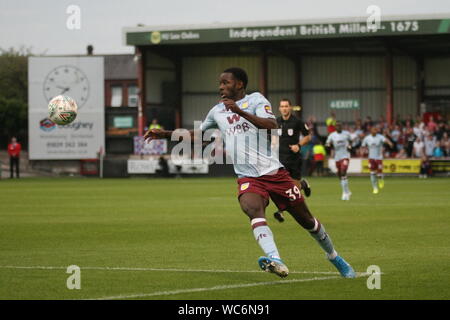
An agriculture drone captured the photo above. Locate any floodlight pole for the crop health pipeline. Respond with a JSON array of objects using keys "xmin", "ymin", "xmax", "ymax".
[
  {"xmin": 136, "ymin": 47, "xmax": 146, "ymax": 136},
  {"xmin": 385, "ymin": 49, "xmax": 394, "ymax": 125}
]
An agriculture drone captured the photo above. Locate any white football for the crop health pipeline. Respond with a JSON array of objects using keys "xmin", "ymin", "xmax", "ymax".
[{"xmin": 48, "ymin": 95, "xmax": 78, "ymax": 125}]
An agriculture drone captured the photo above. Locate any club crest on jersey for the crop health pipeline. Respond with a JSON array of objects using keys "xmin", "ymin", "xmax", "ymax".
[
  {"xmin": 288, "ymin": 129, "xmax": 294, "ymax": 136},
  {"xmin": 264, "ymin": 105, "xmax": 274, "ymax": 115},
  {"xmin": 240, "ymin": 182, "xmax": 250, "ymax": 191},
  {"xmin": 241, "ymin": 102, "xmax": 249, "ymax": 109}
]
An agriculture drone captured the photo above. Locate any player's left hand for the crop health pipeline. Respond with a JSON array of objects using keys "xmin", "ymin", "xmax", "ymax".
[
  {"xmin": 289, "ymin": 144, "xmax": 300, "ymax": 153},
  {"xmin": 222, "ymin": 98, "xmax": 241, "ymax": 114}
]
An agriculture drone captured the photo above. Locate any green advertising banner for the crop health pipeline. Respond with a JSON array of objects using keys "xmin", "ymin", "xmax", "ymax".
[
  {"xmin": 125, "ymin": 18, "xmax": 450, "ymax": 46},
  {"xmin": 330, "ymin": 100, "xmax": 360, "ymax": 109}
]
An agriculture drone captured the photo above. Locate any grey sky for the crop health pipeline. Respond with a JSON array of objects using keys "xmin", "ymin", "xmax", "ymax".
[{"xmin": 1, "ymin": 0, "xmax": 450, "ymax": 55}]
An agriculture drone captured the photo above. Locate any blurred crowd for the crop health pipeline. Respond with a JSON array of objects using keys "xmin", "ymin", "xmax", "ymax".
[{"xmin": 299, "ymin": 113, "xmax": 450, "ymax": 177}]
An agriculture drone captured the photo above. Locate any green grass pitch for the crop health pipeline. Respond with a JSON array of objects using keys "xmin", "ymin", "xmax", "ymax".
[{"xmin": 0, "ymin": 176, "xmax": 449, "ymax": 300}]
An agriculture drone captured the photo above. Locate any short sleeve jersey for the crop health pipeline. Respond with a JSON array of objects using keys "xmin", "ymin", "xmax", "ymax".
[
  {"xmin": 362, "ymin": 134, "xmax": 386, "ymax": 160},
  {"xmin": 326, "ymin": 131, "xmax": 351, "ymax": 161},
  {"xmin": 200, "ymin": 92, "xmax": 282, "ymax": 178},
  {"xmin": 276, "ymin": 114, "xmax": 309, "ymax": 161}
]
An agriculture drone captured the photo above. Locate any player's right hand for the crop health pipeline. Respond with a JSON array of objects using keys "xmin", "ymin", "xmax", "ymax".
[{"xmin": 289, "ymin": 144, "xmax": 300, "ymax": 153}]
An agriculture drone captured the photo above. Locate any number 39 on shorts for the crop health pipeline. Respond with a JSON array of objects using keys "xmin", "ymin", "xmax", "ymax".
[{"xmin": 285, "ymin": 186, "xmax": 301, "ymax": 201}]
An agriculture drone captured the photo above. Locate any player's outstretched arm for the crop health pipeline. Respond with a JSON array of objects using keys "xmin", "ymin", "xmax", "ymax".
[
  {"xmin": 144, "ymin": 128, "xmax": 172, "ymax": 141},
  {"xmin": 222, "ymin": 98, "xmax": 278, "ymax": 130},
  {"xmin": 144, "ymin": 128, "xmax": 197, "ymax": 142}
]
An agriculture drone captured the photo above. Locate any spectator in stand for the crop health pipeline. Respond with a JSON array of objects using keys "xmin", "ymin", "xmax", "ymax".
[
  {"xmin": 362, "ymin": 116, "xmax": 374, "ymax": 132},
  {"xmin": 382, "ymin": 128, "xmax": 397, "ymax": 157},
  {"xmin": 325, "ymin": 112, "xmax": 337, "ymax": 134},
  {"xmin": 378, "ymin": 115, "xmax": 388, "ymax": 130},
  {"xmin": 413, "ymin": 122, "xmax": 424, "ymax": 141},
  {"xmin": 427, "ymin": 116, "xmax": 438, "ymax": 133},
  {"xmin": 441, "ymin": 132, "xmax": 450, "ymax": 156},
  {"xmin": 354, "ymin": 119, "xmax": 364, "ymax": 135},
  {"xmin": 424, "ymin": 133, "xmax": 437, "ymax": 157},
  {"xmin": 393, "ymin": 114, "xmax": 401, "ymax": 126},
  {"xmin": 404, "ymin": 128, "xmax": 417, "ymax": 157},
  {"xmin": 359, "ymin": 132, "xmax": 368, "ymax": 156},
  {"xmin": 307, "ymin": 116, "xmax": 321, "ymax": 141},
  {"xmin": 404, "ymin": 118, "xmax": 413, "ymax": 132},
  {"xmin": 405, "ymin": 114, "xmax": 414, "ymax": 126},
  {"xmin": 313, "ymin": 142, "xmax": 326, "ymax": 176},
  {"xmin": 432, "ymin": 141, "xmax": 445, "ymax": 158},
  {"xmin": 415, "ymin": 115, "xmax": 426, "ymax": 130},
  {"xmin": 435, "ymin": 118, "xmax": 447, "ymax": 141},
  {"xmin": 149, "ymin": 118, "xmax": 163, "ymax": 130},
  {"xmin": 7, "ymin": 137, "xmax": 21, "ymax": 179},
  {"xmin": 413, "ymin": 137, "xmax": 425, "ymax": 158},
  {"xmin": 348, "ymin": 127, "xmax": 360, "ymax": 157},
  {"xmin": 390, "ymin": 124, "xmax": 401, "ymax": 150},
  {"xmin": 395, "ymin": 148, "xmax": 408, "ymax": 159}
]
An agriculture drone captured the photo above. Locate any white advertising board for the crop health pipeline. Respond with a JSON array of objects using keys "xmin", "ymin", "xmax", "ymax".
[
  {"xmin": 28, "ymin": 57, "xmax": 105, "ymax": 159},
  {"xmin": 127, "ymin": 159, "xmax": 209, "ymax": 174}
]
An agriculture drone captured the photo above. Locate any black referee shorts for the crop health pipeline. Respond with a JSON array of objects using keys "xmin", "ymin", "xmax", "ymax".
[{"xmin": 280, "ymin": 157, "xmax": 302, "ymax": 180}]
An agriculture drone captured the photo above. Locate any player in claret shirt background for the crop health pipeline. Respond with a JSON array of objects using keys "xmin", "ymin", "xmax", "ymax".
[
  {"xmin": 145, "ymin": 67, "xmax": 356, "ymax": 279},
  {"xmin": 325, "ymin": 121, "xmax": 353, "ymax": 201},
  {"xmin": 362, "ymin": 126, "xmax": 394, "ymax": 194}
]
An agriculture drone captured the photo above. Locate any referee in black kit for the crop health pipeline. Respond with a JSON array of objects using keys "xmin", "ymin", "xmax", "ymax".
[{"xmin": 273, "ymin": 98, "xmax": 312, "ymax": 222}]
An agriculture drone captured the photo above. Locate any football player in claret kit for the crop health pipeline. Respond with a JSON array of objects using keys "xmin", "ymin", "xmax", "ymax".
[
  {"xmin": 325, "ymin": 121, "xmax": 353, "ymax": 201},
  {"xmin": 362, "ymin": 126, "xmax": 394, "ymax": 194},
  {"xmin": 145, "ymin": 67, "xmax": 355, "ymax": 278},
  {"xmin": 272, "ymin": 98, "xmax": 312, "ymax": 223}
]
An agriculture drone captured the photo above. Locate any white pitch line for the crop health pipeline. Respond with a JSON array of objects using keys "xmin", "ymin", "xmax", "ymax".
[
  {"xmin": 0, "ymin": 265, "xmax": 342, "ymax": 275},
  {"xmin": 0, "ymin": 265, "xmax": 371, "ymax": 300},
  {"xmin": 91, "ymin": 275, "xmax": 348, "ymax": 300},
  {"xmin": 92, "ymin": 273, "xmax": 371, "ymax": 300}
]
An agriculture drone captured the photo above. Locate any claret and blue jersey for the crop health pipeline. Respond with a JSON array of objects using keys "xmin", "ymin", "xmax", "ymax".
[
  {"xmin": 200, "ymin": 92, "xmax": 283, "ymax": 178},
  {"xmin": 362, "ymin": 134, "xmax": 386, "ymax": 160},
  {"xmin": 326, "ymin": 131, "xmax": 351, "ymax": 161}
]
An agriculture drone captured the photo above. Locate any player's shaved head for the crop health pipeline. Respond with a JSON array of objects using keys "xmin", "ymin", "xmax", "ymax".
[{"xmin": 336, "ymin": 121, "xmax": 342, "ymax": 132}]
